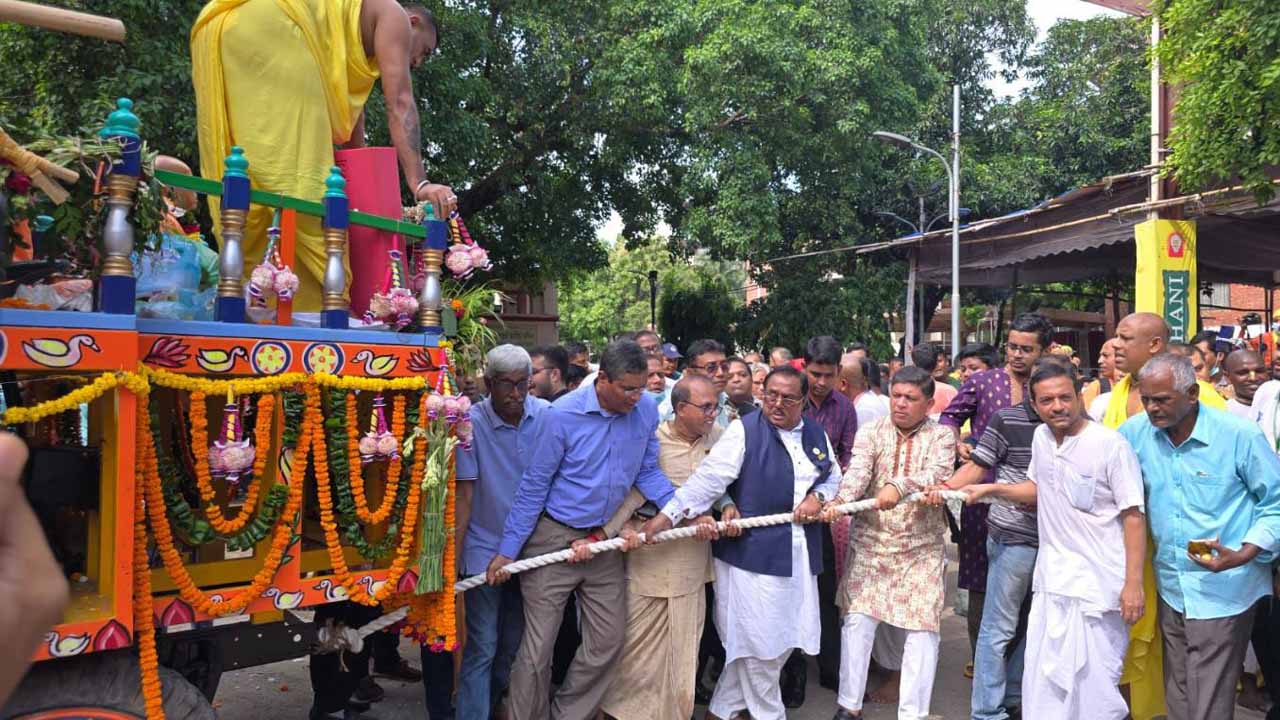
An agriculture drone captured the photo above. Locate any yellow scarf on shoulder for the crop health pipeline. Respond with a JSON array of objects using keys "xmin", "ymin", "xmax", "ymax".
[
  {"xmin": 1103, "ymin": 371, "xmax": 1224, "ymax": 720},
  {"xmin": 190, "ymin": 0, "xmax": 379, "ymax": 176}
]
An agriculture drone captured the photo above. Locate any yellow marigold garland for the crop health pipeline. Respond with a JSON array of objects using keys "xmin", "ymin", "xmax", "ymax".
[
  {"xmin": 349, "ymin": 392, "xmax": 405, "ymax": 525},
  {"xmin": 189, "ymin": 392, "xmax": 275, "ymax": 535},
  {"xmin": 310, "ymin": 384, "xmax": 423, "ymax": 605},
  {"xmin": 143, "ymin": 365, "xmax": 307, "ymax": 396},
  {"xmin": 311, "ymin": 371, "xmax": 426, "ymax": 392},
  {"xmin": 2, "ymin": 371, "xmax": 123, "ymax": 425}
]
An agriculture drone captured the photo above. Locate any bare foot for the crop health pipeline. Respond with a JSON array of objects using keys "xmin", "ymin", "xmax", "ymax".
[{"xmin": 867, "ymin": 671, "xmax": 901, "ymax": 704}]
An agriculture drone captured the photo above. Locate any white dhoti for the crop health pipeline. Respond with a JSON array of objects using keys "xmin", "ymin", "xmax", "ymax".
[
  {"xmin": 708, "ymin": 524, "xmax": 820, "ymax": 720},
  {"xmin": 839, "ymin": 613, "xmax": 939, "ymax": 720},
  {"xmin": 601, "ymin": 588, "xmax": 705, "ymax": 720},
  {"xmin": 1022, "ymin": 591, "xmax": 1130, "ymax": 720}
]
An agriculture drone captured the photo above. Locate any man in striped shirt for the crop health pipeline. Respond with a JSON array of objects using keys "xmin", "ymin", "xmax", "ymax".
[{"xmin": 927, "ymin": 357, "xmax": 1057, "ymax": 720}]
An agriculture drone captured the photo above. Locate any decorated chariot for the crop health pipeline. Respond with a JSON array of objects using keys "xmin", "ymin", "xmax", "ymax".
[{"xmin": 0, "ymin": 96, "xmax": 492, "ymax": 719}]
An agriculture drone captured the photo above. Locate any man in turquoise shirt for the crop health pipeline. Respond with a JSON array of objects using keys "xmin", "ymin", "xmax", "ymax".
[{"xmin": 1119, "ymin": 352, "xmax": 1280, "ymax": 720}]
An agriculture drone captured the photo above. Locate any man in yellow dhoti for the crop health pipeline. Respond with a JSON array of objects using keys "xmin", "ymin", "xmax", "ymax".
[
  {"xmin": 191, "ymin": 0, "xmax": 456, "ymax": 312},
  {"xmin": 1104, "ymin": 312, "xmax": 1226, "ymax": 720}
]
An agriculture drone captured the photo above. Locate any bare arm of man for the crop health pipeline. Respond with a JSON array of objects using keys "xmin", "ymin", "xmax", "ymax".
[
  {"xmin": 371, "ymin": 7, "xmax": 454, "ymax": 217},
  {"xmin": 372, "ymin": 13, "xmax": 424, "ymax": 187},
  {"xmin": 1120, "ymin": 507, "xmax": 1146, "ymax": 624}
]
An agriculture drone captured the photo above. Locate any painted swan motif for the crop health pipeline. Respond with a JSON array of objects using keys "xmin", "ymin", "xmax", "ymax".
[
  {"xmin": 196, "ymin": 346, "xmax": 248, "ymax": 373},
  {"xmin": 22, "ymin": 334, "xmax": 100, "ymax": 368},
  {"xmin": 353, "ymin": 349, "xmax": 398, "ymax": 377}
]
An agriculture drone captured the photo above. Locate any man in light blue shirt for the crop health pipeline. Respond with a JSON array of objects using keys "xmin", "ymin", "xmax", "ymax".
[
  {"xmin": 454, "ymin": 345, "xmax": 549, "ymax": 720},
  {"xmin": 1119, "ymin": 352, "xmax": 1280, "ymax": 720},
  {"xmin": 485, "ymin": 339, "xmax": 675, "ymax": 720}
]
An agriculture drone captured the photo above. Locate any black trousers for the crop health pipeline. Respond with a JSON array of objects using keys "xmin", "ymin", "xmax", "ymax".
[
  {"xmin": 1252, "ymin": 596, "xmax": 1280, "ymax": 720},
  {"xmin": 421, "ymin": 646, "xmax": 456, "ymax": 720},
  {"xmin": 309, "ymin": 601, "xmax": 380, "ymax": 713},
  {"xmin": 696, "ymin": 582, "xmax": 726, "ymax": 688}
]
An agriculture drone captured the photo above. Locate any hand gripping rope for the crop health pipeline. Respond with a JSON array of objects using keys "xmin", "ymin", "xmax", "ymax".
[{"xmin": 352, "ymin": 489, "xmax": 991, "ymax": 637}]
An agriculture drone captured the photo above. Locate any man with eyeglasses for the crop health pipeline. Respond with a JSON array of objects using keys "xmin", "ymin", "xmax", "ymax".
[
  {"xmin": 641, "ymin": 365, "xmax": 841, "ymax": 720},
  {"xmin": 485, "ymin": 340, "xmax": 675, "ymax": 720},
  {"xmin": 454, "ymin": 345, "xmax": 550, "ymax": 720},
  {"xmin": 659, "ymin": 339, "xmax": 737, "ymax": 428},
  {"xmin": 528, "ymin": 345, "xmax": 571, "ymax": 402},
  {"xmin": 600, "ymin": 374, "xmax": 734, "ymax": 720},
  {"xmin": 940, "ymin": 312, "xmax": 1053, "ymax": 677}
]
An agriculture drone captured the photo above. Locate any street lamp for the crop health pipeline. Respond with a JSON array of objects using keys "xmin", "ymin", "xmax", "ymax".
[{"xmin": 873, "ymin": 86, "xmax": 962, "ymax": 351}]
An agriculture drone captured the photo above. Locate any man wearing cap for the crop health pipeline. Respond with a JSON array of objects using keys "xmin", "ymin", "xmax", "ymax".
[{"xmin": 663, "ymin": 343, "xmax": 684, "ymax": 380}]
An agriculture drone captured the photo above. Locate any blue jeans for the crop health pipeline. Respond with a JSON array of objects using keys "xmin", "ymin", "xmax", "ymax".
[
  {"xmin": 458, "ymin": 580, "xmax": 524, "ymax": 720},
  {"xmin": 971, "ymin": 538, "xmax": 1036, "ymax": 720}
]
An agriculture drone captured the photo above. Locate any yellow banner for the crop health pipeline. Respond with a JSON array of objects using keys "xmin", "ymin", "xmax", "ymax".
[{"xmin": 1135, "ymin": 218, "xmax": 1197, "ymax": 342}]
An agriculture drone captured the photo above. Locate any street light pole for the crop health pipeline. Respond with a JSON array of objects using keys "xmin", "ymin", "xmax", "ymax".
[
  {"xmin": 951, "ymin": 84, "xmax": 961, "ymax": 353},
  {"xmin": 872, "ymin": 85, "xmax": 964, "ymax": 353},
  {"xmin": 647, "ymin": 270, "xmax": 658, "ymax": 331}
]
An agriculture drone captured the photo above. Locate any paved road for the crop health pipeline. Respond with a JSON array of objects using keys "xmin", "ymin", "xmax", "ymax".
[{"xmin": 213, "ymin": 560, "xmax": 1269, "ymax": 720}]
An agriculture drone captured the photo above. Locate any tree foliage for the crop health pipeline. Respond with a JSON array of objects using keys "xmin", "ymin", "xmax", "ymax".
[
  {"xmin": 1154, "ymin": 0, "xmax": 1280, "ymax": 203},
  {"xmin": 557, "ymin": 237, "xmax": 742, "ymax": 350}
]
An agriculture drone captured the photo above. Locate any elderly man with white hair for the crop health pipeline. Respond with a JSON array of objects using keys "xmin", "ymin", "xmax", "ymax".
[
  {"xmin": 455, "ymin": 344, "xmax": 551, "ymax": 720},
  {"xmin": 1119, "ymin": 352, "xmax": 1280, "ymax": 720}
]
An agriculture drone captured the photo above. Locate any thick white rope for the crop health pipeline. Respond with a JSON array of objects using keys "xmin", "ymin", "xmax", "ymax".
[{"xmin": 452, "ymin": 489, "xmax": 988, "ymax": 593}]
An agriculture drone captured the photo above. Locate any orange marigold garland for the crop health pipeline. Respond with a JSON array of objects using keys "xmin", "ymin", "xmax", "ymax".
[
  {"xmin": 311, "ymin": 384, "xmax": 422, "ymax": 605},
  {"xmin": 132, "ymin": 385, "xmax": 165, "ymax": 720},
  {"xmin": 349, "ymin": 391, "xmax": 405, "ymax": 525},
  {"xmin": 189, "ymin": 391, "xmax": 275, "ymax": 535},
  {"xmin": 399, "ymin": 409, "xmax": 459, "ymax": 651},
  {"xmin": 140, "ymin": 391, "xmax": 310, "ymax": 618}
]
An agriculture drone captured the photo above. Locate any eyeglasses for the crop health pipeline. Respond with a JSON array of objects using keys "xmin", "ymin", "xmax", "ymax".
[
  {"xmin": 1004, "ymin": 342, "xmax": 1039, "ymax": 356},
  {"xmin": 689, "ymin": 360, "xmax": 730, "ymax": 374},
  {"xmin": 490, "ymin": 378, "xmax": 529, "ymax": 393},
  {"xmin": 679, "ymin": 400, "xmax": 720, "ymax": 417},
  {"xmin": 763, "ymin": 391, "xmax": 803, "ymax": 408},
  {"xmin": 618, "ymin": 384, "xmax": 645, "ymax": 398}
]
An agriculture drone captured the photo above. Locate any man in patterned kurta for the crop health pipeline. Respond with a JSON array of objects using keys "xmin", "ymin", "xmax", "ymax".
[
  {"xmin": 822, "ymin": 366, "xmax": 956, "ymax": 720},
  {"xmin": 939, "ymin": 313, "xmax": 1051, "ymax": 664}
]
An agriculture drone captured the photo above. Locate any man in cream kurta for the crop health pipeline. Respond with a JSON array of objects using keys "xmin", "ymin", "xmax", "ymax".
[
  {"xmin": 600, "ymin": 375, "xmax": 726, "ymax": 720},
  {"xmin": 824, "ymin": 367, "xmax": 954, "ymax": 720},
  {"xmin": 642, "ymin": 366, "xmax": 841, "ymax": 720}
]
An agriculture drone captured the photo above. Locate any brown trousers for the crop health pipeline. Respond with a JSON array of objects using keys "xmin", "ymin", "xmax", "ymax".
[
  {"xmin": 1158, "ymin": 596, "xmax": 1254, "ymax": 720},
  {"xmin": 508, "ymin": 516, "xmax": 627, "ymax": 720}
]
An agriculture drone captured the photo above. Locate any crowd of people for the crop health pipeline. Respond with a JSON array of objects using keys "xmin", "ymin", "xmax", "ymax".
[{"xmin": 306, "ymin": 314, "xmax": 1280, "ymax": 720}]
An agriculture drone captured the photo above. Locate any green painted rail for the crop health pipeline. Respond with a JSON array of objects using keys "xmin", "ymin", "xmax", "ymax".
[{"xmin": 153, "ymin": 169, "xmax": 426, "ymax": 239}]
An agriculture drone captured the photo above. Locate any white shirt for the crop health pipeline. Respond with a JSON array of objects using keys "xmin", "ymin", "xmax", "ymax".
[
  {"xmin": 1253, "ymin": 380, "xmax": 1280, "ymax": 452},
  {"xmin": 1028, "ymin": 421, "xmax": 1146, "ymax": 611},
  {"xmin": 853, "ymin": 391, "xmax": 890, "ymax": 430},
  {"xmin": 660, "ymin": 418, "xmax": 842, "ymax": 522},
  {"xmin": 660, "ymin": 418, "xmax": 839, "ymax": 663},
  {"xmin": 1227, "ymin": 397, "xmax": 1263, "ymax": 423},
  {"xmin": 1088, "ymin": 391, "xmax": 1111, "ymax": 422}
]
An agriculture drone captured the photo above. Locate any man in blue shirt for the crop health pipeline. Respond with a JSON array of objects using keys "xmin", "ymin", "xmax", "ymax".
[
  {"xmin": 454, "ymin": 345, "xmax": 549, "ymax": 720},
  {"xmin": 1120, "ymin": 352, "xmax": 1280, "ymax": 720},
  {"xmin": 486, "ymin": 339, "xmax": 675, "ymax": 720}
]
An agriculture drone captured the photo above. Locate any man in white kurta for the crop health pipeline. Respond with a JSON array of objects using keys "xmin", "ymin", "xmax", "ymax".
[
  {"xmin": 962, "ymin": 361, "xmax": 1147, "ymax": 720},
  {"xmin": 643, "ymin": 367, "xmax": 841, "ymax": 720}
]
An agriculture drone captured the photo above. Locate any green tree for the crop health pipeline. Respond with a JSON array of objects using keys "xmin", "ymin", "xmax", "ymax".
[
  {"xmin": 557, "ymin": 237, "xmax": 742, "ymax": 350},
  {"xmin": 1153, "ymin": 0, "xmax": 1280, "ymax": 203}
]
